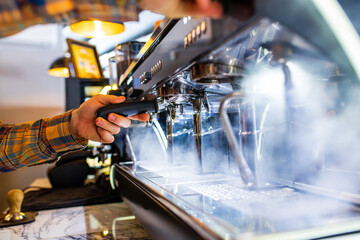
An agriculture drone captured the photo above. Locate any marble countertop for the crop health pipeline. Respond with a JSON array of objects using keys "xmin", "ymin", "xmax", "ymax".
[
  {"xmin": 0, "ymin": 177, "xmax": 150, "ymax": 239},
  {"xmin": 0, "ymin": 202, "xmax": 150, "ymax": 240}
]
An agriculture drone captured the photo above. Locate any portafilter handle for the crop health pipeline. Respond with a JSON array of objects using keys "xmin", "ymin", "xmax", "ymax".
[{"xmin": 96, "ymin": 100, "xmax": 158, "ymax": 119}]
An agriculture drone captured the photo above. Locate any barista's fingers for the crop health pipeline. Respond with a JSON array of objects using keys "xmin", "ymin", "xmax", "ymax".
[
  {"xmin": 96, "ymin": 117, "xmax": 121, "ymax": 135},
  {"xmin": 97, "ymin": 127, "xmax": 115, "ymax": 143},
  {"xmin": 128, "ymin": 113, "xmax": 150, "ymax": 122},
  {"xmin": 107, "ymin": 114, "xmax": 131, "ymax": 128},
  {"xmin": 92, "ymin": 94, "xmax": 126, "ymax": 105}
]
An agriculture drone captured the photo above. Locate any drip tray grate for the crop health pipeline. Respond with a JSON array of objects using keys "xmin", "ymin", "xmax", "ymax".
[{"xmin": 189, "ymin": 181, "xmax": 299, "ymax": 201}]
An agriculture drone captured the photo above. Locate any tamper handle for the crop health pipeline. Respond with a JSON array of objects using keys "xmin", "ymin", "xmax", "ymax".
[
  {"xmin": 7, "ymin": 189, "xmax": 23, "ymax": 214},
  {"xmin": 96, "ymin": 100, "xmax": 158, "ymax": 119},
  {"xmin": 4, "ymin": 189, "xmax": 26, "ymax": 222}
]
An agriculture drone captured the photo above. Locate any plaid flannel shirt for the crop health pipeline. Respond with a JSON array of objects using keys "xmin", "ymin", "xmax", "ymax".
[
  {"xmin": 0, "ymin": 0, "xmax": 138, "ymax": 37},
  {"xmin": 0, "ymin": 110, "xmax": 88, "ymax": 172}
]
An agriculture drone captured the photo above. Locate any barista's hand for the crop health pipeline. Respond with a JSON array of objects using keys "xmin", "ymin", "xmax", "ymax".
[
  {"xmin": 137, "ymin": 0, "xmax": 223, "ymax": 18},
  {"xmin": 70, "ymin": 95, "xmax": 149, "ymax": 143}
]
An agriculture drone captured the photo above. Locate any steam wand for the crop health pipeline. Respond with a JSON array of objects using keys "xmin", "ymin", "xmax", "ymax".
[{"xmin": 220, "ymin": 91, "xmax": 257, "ymax": 187}]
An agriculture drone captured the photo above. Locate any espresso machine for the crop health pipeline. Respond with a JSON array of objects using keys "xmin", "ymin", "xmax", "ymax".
[{"xmin": 98, "ymin": 0, "xmax": 360, "ymax": 239}]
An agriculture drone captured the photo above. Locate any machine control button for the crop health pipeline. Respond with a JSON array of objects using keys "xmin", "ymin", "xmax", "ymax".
[
  {"xmin": 192, "ymin": 29, "xmax": 197, "ymax": 41},
  {"xmin": 187, "ymin": 33, "xmax": 192, "ymax": 45},
  {"xmin": 184, "ymin": 22, "xmax": 206, "ymax": 48},
  {"xmin": 196, "ymin": 25, "xmax": 201, "ymax": 38},
  {"xmin": 144, "ymin": 72, "xmax": 152, "ymax": 84},
  {"xmin": 150, "ymin": 60, "xmax": 162, "ymax": 77},
  {"xmin": 201, "ymin": 21, "xmax": 206, "ymax": 33},
  {"xmin": 184, "ymin": 36, "xmax": 188, "ymax": 48},
  {"xmin": 140, "ymin": 72, "xmax": 152, "ymax": 84}
]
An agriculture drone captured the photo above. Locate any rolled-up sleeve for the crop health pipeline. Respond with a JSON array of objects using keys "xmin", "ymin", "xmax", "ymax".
[{"xmin": 0, "ymin": 110, "xmax": 88, "ymax": 172}]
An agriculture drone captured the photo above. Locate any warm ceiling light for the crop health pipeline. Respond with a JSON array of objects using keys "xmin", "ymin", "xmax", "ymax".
[
  {"xmin": 48, "ymin": 57, "xmax": 70, "ymax": 78},
  {"xmin": 70, "ymin": 20, "xmax": 125, "ymax": 38}
]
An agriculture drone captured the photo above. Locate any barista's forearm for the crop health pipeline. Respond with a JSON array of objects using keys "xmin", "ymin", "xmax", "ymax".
[{"xmin": 0, "ymin": 111, "xmax": 87, "ymax": 172}]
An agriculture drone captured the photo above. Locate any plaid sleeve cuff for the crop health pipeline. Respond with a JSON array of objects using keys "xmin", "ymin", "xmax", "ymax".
[{"xmin": 45, "ymin": 110, "xmax": 88, "ymax": 152}]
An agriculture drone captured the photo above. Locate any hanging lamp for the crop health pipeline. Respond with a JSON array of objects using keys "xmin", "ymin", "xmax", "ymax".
[
  {"xmin": 48, "ymin": 57, "xmax": 70, "ymax": 78},
  {"xmin": 70, "ymin": 20, "xmax": 125, "ymax": 38}
]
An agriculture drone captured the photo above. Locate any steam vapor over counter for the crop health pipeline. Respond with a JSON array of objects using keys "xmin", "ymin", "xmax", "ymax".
[{"xmin": 96, "ymin": 100, "xmax": 158, "ymax": 119}]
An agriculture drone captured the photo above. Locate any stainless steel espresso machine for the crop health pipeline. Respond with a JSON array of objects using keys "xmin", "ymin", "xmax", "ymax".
[{"xmin": 98, "ymin": 0, "xmax": 360, "ymax": 239}]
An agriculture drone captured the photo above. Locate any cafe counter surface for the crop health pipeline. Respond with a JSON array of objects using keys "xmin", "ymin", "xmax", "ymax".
[
  {"xmin": 0, "ymin": 178, "xmax": 150, "ymax": 239},
  {"xmin": 0, "ymin": 202, "xmax": 150, "ymax": 240}
]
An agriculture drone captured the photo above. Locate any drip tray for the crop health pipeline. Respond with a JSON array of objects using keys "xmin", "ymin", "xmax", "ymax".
[
  {"xmin": 189, "ymin": 181, "xmax": 297, "ymax": 201},
  {"xmin": 141, "ymin": 167, "xmax": 359, "ymax": 227},
  {"xmin": 119, "ymin": 163, "xmax": 360, "ymax": 238}
]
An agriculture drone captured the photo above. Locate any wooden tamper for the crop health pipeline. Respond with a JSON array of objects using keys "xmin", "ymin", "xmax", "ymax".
[
  {"xmin": 0, "ymin": 189, "xmax": 37, "ymax": 227},
  {"xmin": 4, "ymin": 189, "xmax": 26, "ymax": 222}
]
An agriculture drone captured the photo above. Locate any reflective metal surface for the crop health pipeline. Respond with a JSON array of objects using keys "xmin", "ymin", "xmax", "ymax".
[
  {"xmin": 112, "ymin": 1, "xmax": 360, "ymax": 239},
  {"xmin": 115, "ymin": 163, "xmax": 360, "ymax": 239},
  {"xmin": 190, "ymin": 63, "xmax": 244, "ymax": 84}
]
